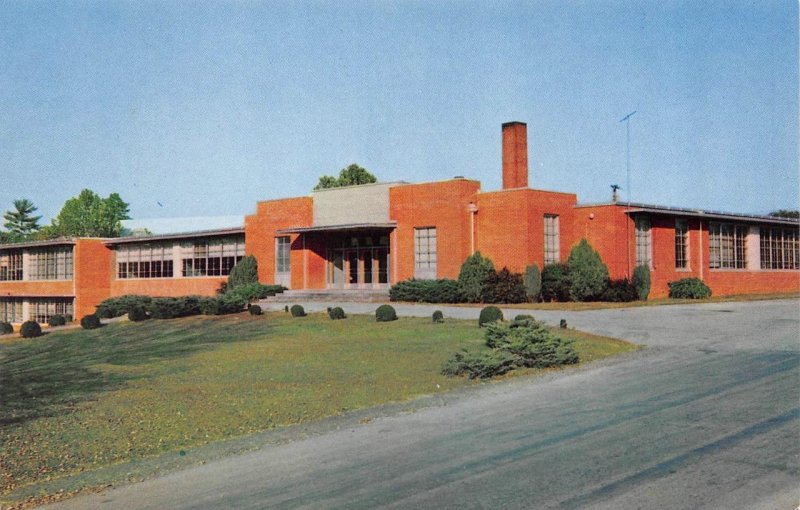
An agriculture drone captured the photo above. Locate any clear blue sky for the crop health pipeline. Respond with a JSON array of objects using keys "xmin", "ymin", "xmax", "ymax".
[{"xmin": 1, "ymin": 1, "xmax": 797, "ymax": 224}]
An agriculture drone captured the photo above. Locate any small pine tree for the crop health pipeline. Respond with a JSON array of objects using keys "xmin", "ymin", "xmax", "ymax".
[
  {"xmin": 227, "ymin": 255, "xmax": 259, "ymax": 290},
  {"xmin": 632, "ymin": 264, "xmax": 651, "ymax": 301},
  {"xmin": 523, "ymin": 264, "xmax": 542, "ymax": 302},
  {"xmin": 567, "ymin": 239, "xmax": 609, "ymax": 302},
  {"xmin": 458, "ymin": 252, "xmax": 495, "ymax": 303}
]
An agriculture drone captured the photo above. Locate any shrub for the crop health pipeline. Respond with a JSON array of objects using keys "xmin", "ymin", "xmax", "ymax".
[
  {"xmin": 249, "ymin": 304, "xmax": 263, "ymax": 316},
  {"xmin": 227, "ymin": 255, "xmax": 259, "ymax": 290},
  {"xmin": 81, "ymin": 314, "xmax": 101, "ymax": 330},
  {"xmin": 64, "ymin": 314, "xmax": 73, "ymax": 323},
  {"xmin": 284, "ymin": 305, "xmax": 289, "ymax": 313},
  {"xmin": 441, "ymin": 349, "xmax": 518, "ymax": 379},
  {"xmin": 20, "ymin": 320, "xmax": 42, "ymax": 338},
  {"xmin": 541, "ymin": 263, "xmax": 571, "ymax": 302},
  {"xmin": 523, "ymin": 264, "xmax": 542, "ymax": 302},
  {"xmin": 328, "ymin": 306, "xmax": 346, "ymax": 320},
  {"xmin": 514, "ymin": 314, "xmax": 535, "ymax": 322},
  {"xmin": 478, "ymin": 306, "xmax": 503, "ymax": 327},
  {"xmin": 633, "ymin": 264, "xmax": 651, "ymax": 301},
  {"xmin": 458, "ymin": 252, "xmax": 495, "ymax": 303},
  {"xmin": 480, "ymin": 267, "xmax": 528, "ymax": 304},
  {"xmin": 227, "ymin": 283, "xmax": 286, "ymax": 302},
  {"xmin": 148, "ymin": 297, "xmax": 202, "ymax": 319},
  {"xmin": 375, "ymin": 304, "xmax": 397, "ymax": 322},
  {"xmin": 290, "ymin": 304, "xmax": 306, "ymax": 317},
  {"xmin": 200, "ymin": 294, "xmax": 248, "ymax": 315},
  {"xmin": 0, "ymin": 321, "xmax": 13, "ymax": 335},
  {"xmin": 127, "ymin": 306, "xmax": 149, "ymax": 322},
  {"xmin": 567, "ymin": 239, "xmax": 609, "ymax": 301},
  {"xmin": 389, "ymin": 279, "xmax": 462, "ymax": 303},
  {"xmin": 432, "ymin": 310, "xmax": 444, "ymax": 323},
  {"xmin": 96, "ymin": 295, "xmax": 152, "ymax": 318},
  {"xmin": 600, "ymin": 279, "xmax": 638, "ymax": 302},
  {"xmin": 48, "ymin": 314, "xmax": 67, "ymax": 327},
  {"xmin": 668, "ymin": 278, "xmax": 712, "ymax": 299}
]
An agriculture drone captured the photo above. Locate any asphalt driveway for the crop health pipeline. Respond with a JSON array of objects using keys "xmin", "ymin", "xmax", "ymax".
[{"xmin": 45, "ymin": 299, "xmax": 800, "ymax": 509}]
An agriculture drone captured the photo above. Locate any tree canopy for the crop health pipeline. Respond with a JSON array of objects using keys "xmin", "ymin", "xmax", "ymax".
[
  {"xmin": 314, "ymin": 164, "xmax": 377, "ymax": 190},
  {"xmin": 2, "ymin": 199, "xmax": 41, "ymax": 240},
  {"xmin": 47, "ymin": 190, "xmax": 131, "ymax": 238},
  {"xmin": 769, "ymin": 209, "xmax": 799, "ymax": 219}
]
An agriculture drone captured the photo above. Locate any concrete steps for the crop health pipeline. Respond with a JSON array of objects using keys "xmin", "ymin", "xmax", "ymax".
[{"xmin": 261, "ymin": 289, "xmax": 391, "ymax": 304}]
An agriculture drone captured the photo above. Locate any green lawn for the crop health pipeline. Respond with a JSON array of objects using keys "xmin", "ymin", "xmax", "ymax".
[{"xmin": 0, "ymin": 312, "xmax": 637, "ymax": 501}]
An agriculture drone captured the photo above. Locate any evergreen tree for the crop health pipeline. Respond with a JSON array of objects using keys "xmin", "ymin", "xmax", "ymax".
[
  {"xmin": 3, "ymin": 199, "xmax": 41, "ymax": 239},
  {"xmin": 566, "ymin": 239, "xmax": 609, "ymax": 301},
  {"xmin": 458, "ymin": 252, "xmax": 495, "ymax": 303}
]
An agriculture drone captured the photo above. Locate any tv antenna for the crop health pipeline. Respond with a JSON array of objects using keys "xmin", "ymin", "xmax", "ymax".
[{"xmin": 619, "ymin": 110, "xmax": 636, "ymax": 277}]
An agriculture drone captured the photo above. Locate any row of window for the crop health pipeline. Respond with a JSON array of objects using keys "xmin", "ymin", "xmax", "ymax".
[
  {"xmin": 116, "ymin": 236, "xmax": 245, "ymax": 279},
  {"xmin": 0, "ymin": 247, "xmax": 74, "ymax": 281},
  {"xmin": 0, "ymin": 298, "xmax": 73, "ymax": 324}
]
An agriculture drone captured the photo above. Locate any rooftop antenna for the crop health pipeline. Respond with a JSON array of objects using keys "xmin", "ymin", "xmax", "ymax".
[
  {"xmin": 620, "ymin": 110, "xmax": 636, "ymax": 277},
  {"xmin": 611, "ymin": 184, "xmax": 621, "ymax": 203}
]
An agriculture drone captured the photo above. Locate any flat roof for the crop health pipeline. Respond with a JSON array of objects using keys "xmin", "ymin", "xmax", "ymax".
[
  {"xmin": 0, "ymin": 238, "xmax": 79, "ymax": 250},
  {"xmin": 105, "ymin": 227, "xmax": 245, "ymax": 245},
  {"xmin": 576, "ymin": 202, "xmax": 799, "ymax": 226},
  {"xmin": 277, "ymin": 222, "xmax": 397, "ymax": 234}
]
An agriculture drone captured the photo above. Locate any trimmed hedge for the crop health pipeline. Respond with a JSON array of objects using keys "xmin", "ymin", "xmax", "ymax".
[
  {"xmin": 432, "ymin": 310, "xmax": 444, "ymax": 323},
  {"xmin": 480, "ymin": 268, "xmax": 528, "ymax": 304},
  {"xmin": 668, "ymin": 278, "xmax": 712, "ymax": 299},
  {"xmin": 328, "ymin": 306, "xmax": 346, "ymax": 320},
  {"xmin": 48, "ymin": 314, "xmax": 67, "ymax": 327},
  {"xmin": 249, "ymin": 305, "xmax": 263, "ymax": 316},
  {"xmin": 81, "ymin": 314, "xmax": 101, "ymax": 330},
  {"xmin": 0, "ymin": 321, "xmax": 13, "ymax": 335},
  {"xmin": 20, "ymin": 320, "xmax": 43, "ymax": 338},
  {"xmin": 478, "ymin": 306, "xmax": 503, "ymax": 327},
  {"xmin": 227, "ymin": 283, "xmax": 286, "ymax": 302},
  {"xmin": 96, "ymin": 295, "xmax": 152, "ymax": 319},
  {"xmin": 375, "ymin": 304, "xmax": 397, "ymax": 322},
  {"xmin": 290, "ymin": 304, "xmax": 306, "ymax": 317},
  {"xmin": 600, "ymin": 279, "xmax": 638, "ymax": 302},
  {"xmin": 128, "ymin": 306, "xmax": 149, "ymax": 322},
  {"xmin": 389, "ymin": 279, "xmax": 462, "ymax": 303}
]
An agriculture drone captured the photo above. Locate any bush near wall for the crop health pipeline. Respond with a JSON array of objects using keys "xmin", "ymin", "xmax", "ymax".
[
  {"xmin": 480, "ymin": 268, "xmax": 528, "ymax": 304},
  {"xmin": 523, "ymin": 264, "xmax": 542, "ymax": 302},
  {"xmin": 668, "ymin": 278, "xmax": 712, "ymax": 299},
  {"xmin": 389, "ymin": 279, "xmax": 462, "ymax": 303},
  {"xmin": 226, "ymin": 283, "xmax": 286, "ymax": 302},
  {"xmin": 81, "ymin": 314, "xmax": 101, "ymax": 330},
  {"xmin": 567, "ymin": 239, "xmax": 609, "ymax": 302},
  {"xmin": 458, "ymin": 252, "xmax": 495, "ymax": 303},
  {"xmin": 20, "ymin": 321, "xmax": 43, "ymax": 338},
  {"xmin": 0, "ymin": 321, "xmax": 14, "ymax": 334},
  {"xmin": 633, "ymin": 265, "xmax": 651, "ymax": 301},
  {"xmin": 600, "ymin": 279, "xmax": 639, "ymax": 302},
  {"xmin": 48, "ymin": 314, "xmax": 67, "ymax": 327},
  {"xmin": 541, "ymin": 263, "xmax": 571, "ymax": 302},
  {"xmin": 96, "ymin": 295, "xmax": 153, "ymax": 318}
]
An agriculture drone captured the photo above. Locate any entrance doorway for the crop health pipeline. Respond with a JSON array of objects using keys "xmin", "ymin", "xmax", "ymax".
[{"xmin": 326, "ymin": 233, "xmax": 390, "ymax": 289}]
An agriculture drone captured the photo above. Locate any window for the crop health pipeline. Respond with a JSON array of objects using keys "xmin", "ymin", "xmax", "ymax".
[
  {"xmin": 29, "ymin": 298, "xmax": 74, "ymax": 324},
  {"xmin": 28, "ymin": 247, "xmax": 73, "ymax": 280},
  {"xmin": 675, "ymin": 219, "xmax": 689, "ymax": 269},
  {"xmin": 414, "ymin": 227, "xmax": 437, "ymax": 279},
  {"xmin": 181, "ymin": 235, "xmax": 244, "ymax": 277},
  {"xmin": 117, "ymin": 243, "xmax": 174, "ymax": 279},
  {"xmin": 635, "ymin": 217, "xmax": 652, "ymax": 267},
  {"xmin": 0, "ymin": 250, "xmax": 23, "ymax": 281},
  {"xmin": 0, "ymin": 298, "xmax": 23, "ymax": 322},
  {"xmin": 760, "ymin": 227, "xmax": 799, "ymax": 270},
  {"xmin": 544, "ymin": 215, "xmax": 560, "ymax": 264},
  {"xmin": 276, "ymin": 236, "xmax": 290, "ymax": 273},
  {"xmin": 709, "ymin": 223, "xmax": 747, "ymax": 269}
]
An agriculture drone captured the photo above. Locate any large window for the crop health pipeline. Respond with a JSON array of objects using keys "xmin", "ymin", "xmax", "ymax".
[
  {"xmin": 0, "ymin": 298, "xmax": 23, "ymax": 323},
  {"xmin": 117, "ymin": 243, "xmax": 174, "ymax": 279},
  {"xmin": 544, "ymin": 215, "xmax": 560, "ymax": 264},
  {"xmin": 29, "ymin": 247, "xmax": 73, "ymax": 280},
  {"xmin": 0, "ymin": 250, "xmax": 23, "ymax": 281},
  {"xmin": 675, "ymin": 219, "xmax": 689, "ymax": 269},
  {"xmin": 276, "ymin": 236, "xmax": 291, "ymax": 273},
  {"xmin": 709, "ymin": 223, "xmax": 747, "ymax": 269},
  {"xmin": 635, "ymin": 217, "xmax": 652, "ymax": 267},
  {"xmin": 181, "ymin": 236, "xmax": 245, "ymax": 277},
  {"xmin": 29, "ymin": 298, "xmax": 74, "ymax": 323},
  {"xmin": 414, "ymin": 227, "xmax": 437, "ymax": 279},
  {"xmin": 760, "ymin": 227, "xmax": 799, "ymax": 270}
]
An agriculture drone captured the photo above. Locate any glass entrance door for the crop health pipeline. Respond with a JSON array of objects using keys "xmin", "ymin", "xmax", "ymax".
[{"xmin": 326, "ymin": 232, "xmax": 390, "ymax": 289}]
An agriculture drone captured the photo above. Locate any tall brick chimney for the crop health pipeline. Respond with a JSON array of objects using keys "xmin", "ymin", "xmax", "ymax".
[{"xmin": 502, "ymin": 121, "xmax": 528, "ymax": 189}]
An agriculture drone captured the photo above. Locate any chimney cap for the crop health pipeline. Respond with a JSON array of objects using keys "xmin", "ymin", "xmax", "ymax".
[{"xmin": 502, "ymin": 121, "xmax": 527, "ymax": 128}]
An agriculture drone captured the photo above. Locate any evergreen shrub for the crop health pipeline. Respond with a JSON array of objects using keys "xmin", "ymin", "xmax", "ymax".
[
  {"xmin": 389, "ymin": 279, "xmax": 462, "ymax": 303},
  {"xmin": 567, "ymin": 239, "xmax": 609, "ymax": 301},
  {"xmin": 523, "ymin": 264, "xmax": 542, "ymax": 302},
  {"xmin": 480, "ymin": 268, "xmax": 528, "ymax": 304},
  {"xmin": 249, "ymin": 304, "xmax": 263, "ymax": 316},
  {"xmin": 600, "ymin": 279, "xmax": 638, "ymax": 302},
  {"xmin": 633, "ymin": 264, "xmax": 651, "ymax": 301},
  {"xmin": 458, "ymin": 252, "xmax": 495, "ymax": 303},
  {"xmin": 20, "ymin": 320, "xmax": 42, "ymax": 338},
  {"xmin": 227, "ymin": 255, "xmax": 259, "ymax": 290},
  {"xmin": 478, "ymin": 306, "xmax": 503, "ymax": 327},
  {"xmin": 328, "ymin": 306, "xmax": 346, "ymax": 320},
  {"xmin": 290, "ymin": 304, "xmax": 306, "ymax": 317},
  {"xmin": 96, "ymin": 295, "xmax": 152, "ymax": 318},
  {"xmin": 81, "ymin": 314, "xmax": 101, "ymax": 330},
  {"xmin": 0, "ymin": 321, "xmax": 13, "ymax": 334},
  {"xmin": 375, "ymin": 304, "xmax": 397, "ymax": 322},
  {"xmin": 541, "ymin": 263, "xmax": 571, "ymax": 302},
  {"xmin": 668, "ymin": 278, "xmax": 712, "ymax": 299},
  {"xmin": 432, "ymin": 310, "xmax": 444, "ymax": 323},
  {"xmin": 48, "ymin": 314, "xmax": 67, "ymax": 327},
  {"xmin": 128, "ymin": 306, "xmax": 149, "ymax": 322}
]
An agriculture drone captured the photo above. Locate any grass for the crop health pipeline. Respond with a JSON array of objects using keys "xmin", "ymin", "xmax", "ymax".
[{"xmin": 0, "ymin": 312, "xmax": 637, "ymax": 502}]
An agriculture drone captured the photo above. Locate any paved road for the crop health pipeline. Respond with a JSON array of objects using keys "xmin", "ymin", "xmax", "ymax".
[{"xmin": 47, "ymin": 300, "xmax": 799, "ymax": 509}]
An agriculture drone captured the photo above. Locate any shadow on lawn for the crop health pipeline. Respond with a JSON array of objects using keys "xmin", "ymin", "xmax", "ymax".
[{"xmin": 0, "ymin": 316, "xmax": 269, "ymax": 427}]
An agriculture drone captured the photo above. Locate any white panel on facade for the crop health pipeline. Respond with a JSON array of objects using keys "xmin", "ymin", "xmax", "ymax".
[{"xmin": 312, "ymin": 183, "xmax": 401, "ymax": 226}]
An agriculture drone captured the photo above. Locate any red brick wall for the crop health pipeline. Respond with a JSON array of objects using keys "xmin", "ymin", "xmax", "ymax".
[
  {"xmin": 74, "ymin": 239, "xmax": 113, "ymax": 319},
  {"xmin": 476, "ymin": 188, "xmax": 577, "ymax": 273},
  {"xmin": 109, "ymin": 278, "xmax": 226, "ymax": 299},
  {"xmin": 390, "ymin": 179, "xmax": 481, "ymax": 282}
]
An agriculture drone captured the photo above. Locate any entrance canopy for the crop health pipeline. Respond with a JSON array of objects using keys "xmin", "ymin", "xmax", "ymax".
[{"xmin": 276, "ymin": 222, "xmax": 396, "ymax": 234}]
